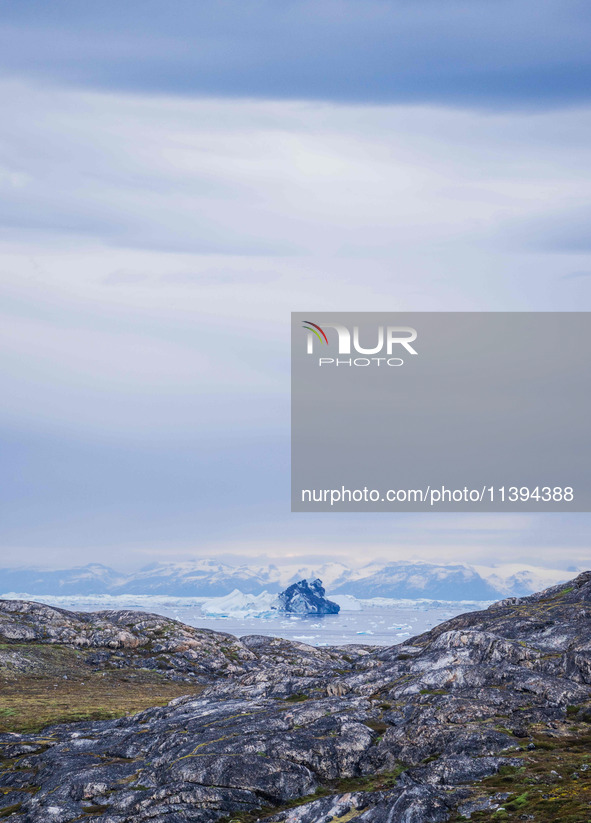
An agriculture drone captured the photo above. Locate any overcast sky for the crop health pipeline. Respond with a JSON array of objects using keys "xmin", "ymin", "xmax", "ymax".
[{"xmin": 1, "ymin": 1, "xmax": 590, "ymax": 571}]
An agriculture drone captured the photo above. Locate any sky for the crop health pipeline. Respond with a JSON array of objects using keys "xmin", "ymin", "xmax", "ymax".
[{"xmin": 0, "ymin": 1, "xmax": 590, "ymax": 572}]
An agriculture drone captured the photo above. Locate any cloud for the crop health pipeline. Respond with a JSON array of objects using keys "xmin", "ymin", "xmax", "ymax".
[
  {"xmin": 2, "ymin": 82, "xmax": 591, "ymax": 260},
  {"xmin": 1, "ymin": 82, "xmax": 590, "ymax": 446},
  {"xmin": 0, "ymin": 80, "xmax": 590, "ymax": 564},
  {"xmin": 0, "ymin": 1, "xmax": 590, "ymax": 108},
  {"xmin": 523, "ymin": 209, "xmax": 591, "ymax": 252}
]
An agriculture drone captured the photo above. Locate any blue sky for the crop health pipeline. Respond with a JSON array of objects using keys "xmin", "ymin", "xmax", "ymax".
[{"xmin": 0, "ymin": 1, "xmax": 590, "ymax": 571}]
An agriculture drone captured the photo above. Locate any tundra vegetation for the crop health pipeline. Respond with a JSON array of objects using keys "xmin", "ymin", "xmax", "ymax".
[{"xmin": 1, "ymin": 574, "xmax": 590, "ymax": 822}]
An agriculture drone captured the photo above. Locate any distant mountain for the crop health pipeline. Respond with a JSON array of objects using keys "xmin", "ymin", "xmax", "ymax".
[
  {"xmin": 332, "ymin": 562, "xmax": 500, "ymax": 600},
  {"xmin": 282, "ymin": 563, "xmax": 355, "ymax": 589},
  {"xmin": 110, "ymin": 561, "xmax": 280, "ymax": 597},
  {"xmin": 473, "ymin": 564, "xmax": 569, "ymax": 598},
  {"xmin": 0, "ymin": 563, "xmax": 124, "ymax": 595},
  {"xmin": 0, "ymin": 560, "xmax": 572, "ymax": 601}
]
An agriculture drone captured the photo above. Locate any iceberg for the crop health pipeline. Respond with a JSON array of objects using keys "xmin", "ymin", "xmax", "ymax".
[
  {"xmin": 200, "ymin": 589, "xmax": 277, "ymax": 618},
  {"xmin": 330, "ymin": 594, "xmax": 362, "ymax": 611}
]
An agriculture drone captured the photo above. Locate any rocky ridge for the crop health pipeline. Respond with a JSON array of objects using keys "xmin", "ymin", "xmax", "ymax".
[
  {"xmin": 0, "ymin": 573, "xmax": 590, "ymax": 822},
  {"xmin": 0, "ymin": 600, "xmax": 355, "ymax": 683}
]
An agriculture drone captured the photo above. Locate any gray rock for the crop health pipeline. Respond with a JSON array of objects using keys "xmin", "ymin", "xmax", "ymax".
[{"xmin": 1, "ymin": 571, "xmax": 591, "ymax": 822}]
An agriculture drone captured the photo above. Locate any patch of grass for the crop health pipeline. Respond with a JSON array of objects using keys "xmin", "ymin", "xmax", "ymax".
[
  {"xmin": 566, "ymin": 702, "xmax": 591, "ymax": 722},
  {"xmin": 0, "ymin": 803, "xmax": 22, "ymax": 818},
  {"xmin": 448, "ymin": 725, "xmax": 591, "ymax": 822},
  {"xmin": 81, "ymin": 802, "xmax": 110, "ymax": 814},
  {"xmin": 363, "ymin": 720, "xmax": 389, "ymax": 734},
  {"xmin": 555, "ymin": 586, "xmax": 574, "ymax": 597},
  {"xmin": 0, "ymin": 670, "xmax": 203, "ymax": 734},
  {"xmin": 494, "ymin": 726, "xmax": 515, "ymax": 737},
  {"xmin": 497, "ymin": 764, "xmax": 524, "ymax": 778},
  {"xmin": 221, "ymin": 646, "xmax": 240, "ymax": 663},
  {"xmin": 331, "ymin": 809, "xmax": 361, "ymax": 823},
  {"xmin": 504, "ymin": 791, "xmax": 529, "ymax": 811},
  {"xmin": 283, "ymin": 693, "xmax": 309, "ymax": 703}
]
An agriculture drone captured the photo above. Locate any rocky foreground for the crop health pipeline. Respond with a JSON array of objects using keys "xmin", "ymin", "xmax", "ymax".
[{"xmin": 1, "ymin": 573, "xmax": 591, "ymax": 822}]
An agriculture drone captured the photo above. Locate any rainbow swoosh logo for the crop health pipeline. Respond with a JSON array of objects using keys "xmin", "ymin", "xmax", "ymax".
[{"xmin": 302, "ymin": 320, "xmax": 328, "ymax": 344}]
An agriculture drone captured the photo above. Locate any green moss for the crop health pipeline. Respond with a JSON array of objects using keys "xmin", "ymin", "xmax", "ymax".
[
  {"xmin": 221, "ymin": 646, "xmax": 240, "ymax": 663},
  {"xmin": 81, "ymin": 803, "xmax": 110, "ymax": 814},
  {"xmin": 363, "ymin": 720, "xmax": 389, "ymax": 734},
  {"xmin": 448, "ymin": 726, "xmax": 591, "ymax": 822},
  {"xmin": 504, "ymin": 791, "xmax": 529, "ymax": 811},
  {"xmin": 283, "ymin": 693, "xmax": 309, "ymax": 703},
  {"xmin": 494, "ymin": 726, "xmax": 515, "ymax": 737},
  {"xmin": 0, "ymin": 803, "xmax": 22, "ymax": 818},
  {"xmin": 497, "ymin": 764, "xmax": 524, "ymax": 777}
]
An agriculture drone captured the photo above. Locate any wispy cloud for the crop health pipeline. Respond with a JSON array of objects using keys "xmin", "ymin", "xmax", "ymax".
[
  {"xmin": 0, "ymin": 4, "xmax": 590, "ymax": 568},
  {"xmin": 2, "ymin": 83, "xmax": 591, "ymax": 260}
]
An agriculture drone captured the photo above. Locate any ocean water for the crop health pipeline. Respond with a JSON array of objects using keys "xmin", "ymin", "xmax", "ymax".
[
  {"xmin": 155, "ymin": 604, "xmax": 474, "ymax": 646},
  {"xmin": 1, "ymin": 593, "xmax": 490, "ymax": 647}
]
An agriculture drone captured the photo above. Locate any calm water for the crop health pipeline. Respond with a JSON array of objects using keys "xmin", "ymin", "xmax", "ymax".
[
  {"xmin": 160, "ymin": 605, "xmax": 470, "ymax": 646},
  {"xmin": 13, "ymin": 596, "xmax": 488, "ymax": 647}
]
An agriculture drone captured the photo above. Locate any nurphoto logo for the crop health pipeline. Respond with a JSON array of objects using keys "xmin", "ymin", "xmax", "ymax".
[{"xmin": 302, "ymin": 320, "xmax": 418, "ymax": 367}]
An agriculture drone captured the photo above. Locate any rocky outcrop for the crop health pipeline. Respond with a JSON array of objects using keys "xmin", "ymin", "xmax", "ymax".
[
  {"xmin": 273, "ymin": 579, "xmax": 340, "ymax": 615},
  {"xmin": 0, "ymin": 600, "xmax": 353, "ymax": 683},
  {"xmin": 1, "ymin": 573, "xmax": 591, "ymax": 822}
]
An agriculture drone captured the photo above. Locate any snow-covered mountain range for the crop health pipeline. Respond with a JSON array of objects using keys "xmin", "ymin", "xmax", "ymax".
[{"xmin": 0, "ymin": 559, "xmax": 574, "ymax": 600}]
